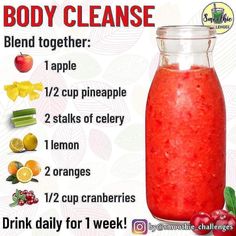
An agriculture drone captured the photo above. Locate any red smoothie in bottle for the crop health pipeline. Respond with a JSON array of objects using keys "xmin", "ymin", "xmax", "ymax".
[{"xmin": 146, "ymin": 26, "xmax": 226, "ymax": 221}]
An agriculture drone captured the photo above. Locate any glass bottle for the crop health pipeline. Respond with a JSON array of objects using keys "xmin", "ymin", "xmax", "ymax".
[{"xmin": 146, "ymin": 26, "xmax": 226, "ymax": 221}]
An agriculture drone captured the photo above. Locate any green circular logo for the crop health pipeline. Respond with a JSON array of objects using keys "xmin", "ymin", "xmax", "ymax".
[{"xmin": 202, "ymin": 2, "xmax": 234, "ymax": 34}]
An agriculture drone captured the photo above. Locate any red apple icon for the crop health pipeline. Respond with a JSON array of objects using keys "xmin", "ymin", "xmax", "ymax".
[{"xmin": 14, "ymin": 53, "xmax": 33, "ymax": 73}]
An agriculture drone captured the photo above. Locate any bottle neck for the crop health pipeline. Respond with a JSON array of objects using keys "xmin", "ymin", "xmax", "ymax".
[
  {"xmin": 159, "ymin": 52, "xmax": 214, "ymax": 69},
  {"xmin": 157, "ymin": 38, "xmax": 215, "ymax": 69}
]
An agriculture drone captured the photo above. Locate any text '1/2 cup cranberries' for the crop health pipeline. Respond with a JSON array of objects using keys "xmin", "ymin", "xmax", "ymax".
[
  {"xmin": 213, "ymin": 214, "xmax": 236, "ymax": 236},
  {"xmin": 190, "ymin": 212, "xmax": 214, "ymax": 235}
]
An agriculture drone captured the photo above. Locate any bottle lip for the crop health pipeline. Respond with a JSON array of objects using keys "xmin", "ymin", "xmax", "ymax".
[{"xmin": 156, "ymin": 25, "xmax": 216, "ymax": 39}]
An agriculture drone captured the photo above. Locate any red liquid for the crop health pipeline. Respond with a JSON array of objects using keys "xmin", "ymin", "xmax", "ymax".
[{"xmin": 146, "ymin": 65, "xmax": 226, "ymax": 221}]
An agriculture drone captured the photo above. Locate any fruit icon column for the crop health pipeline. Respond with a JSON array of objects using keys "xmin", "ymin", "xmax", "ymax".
[{"xmin": 6, "ymin": 53, "xmax": 42, "ymax": 207}]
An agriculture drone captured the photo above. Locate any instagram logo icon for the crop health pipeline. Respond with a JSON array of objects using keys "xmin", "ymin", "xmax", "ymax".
[{"xmin": 132, "ymin": 219, "xmax": 148, "ymax": 234}]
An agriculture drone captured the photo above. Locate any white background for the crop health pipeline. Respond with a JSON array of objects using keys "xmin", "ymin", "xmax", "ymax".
[{"xmin": 0, "ymin": 0, "xmax": 235, "ymax": 235}]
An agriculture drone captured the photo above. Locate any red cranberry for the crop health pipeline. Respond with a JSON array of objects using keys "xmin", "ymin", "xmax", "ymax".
[
  {"xmin": 26, "ymin": 193, "xmax": 34, "ymax": 200},
  {"xmin": 213, "ymin": 215, "xmax": 236, "ymax": 236},
  {"xmin": 18, "ymin": 200, "xmax": 25, "ymax": 206},
  {"xmin": 211, "ymin": 210, "xmax": 230, "ymax": 223},
  {"xmin": 190, "ymin": 212, "xmax": 214, "ymax": 235},
  {"xmin": 27, "ymin": 200, "xmax": 34, "ymax": 205},
  {"xmin": 33, "ymin": 198, "xmax": 39, "ymax": 204}
]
